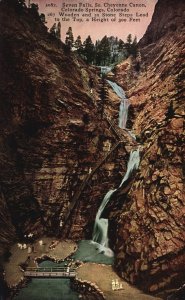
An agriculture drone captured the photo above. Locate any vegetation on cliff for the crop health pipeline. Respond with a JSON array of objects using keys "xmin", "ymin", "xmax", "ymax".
[{"xmin": 0, "ymin": 0, "xmax": 184, "ymax": 298}]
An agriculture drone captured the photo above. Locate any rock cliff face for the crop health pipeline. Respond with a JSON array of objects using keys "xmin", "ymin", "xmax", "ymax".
[
  {"xmin": 112, "ymin": 0, "xmax": 185, "ymax": 294},
  {"xmin": 0, "ymin": 1, "xmax": 129, "ymax": 253},
  {"xmin": 1, "ymin": 0, "xmax": 185, "ymax": 296}
]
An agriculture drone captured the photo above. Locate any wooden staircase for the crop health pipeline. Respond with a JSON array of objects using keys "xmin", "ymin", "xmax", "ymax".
[
  {"xmin": 62, "ymin": 79, "xmax": 139, "ymax": 230},
  {"xmin": 103, "ymin": 112, "xmax": 138, "ymax": 148},
  {"xmin": 63, "ymin": 140, "xmax": 121, "ymax": 226}
]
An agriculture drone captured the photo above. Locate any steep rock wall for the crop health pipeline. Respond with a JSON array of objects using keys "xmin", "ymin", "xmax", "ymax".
[
  {"xmin": 0, "ymin": 2, "xmax": 128, "ymax": 252},
  {"xmin": 0, "ymin": 192, "xmax": 16, "ymax": 257},
  {"xmin": 112, "ymin": 0, "xmax": 185, "ymax": 294}
]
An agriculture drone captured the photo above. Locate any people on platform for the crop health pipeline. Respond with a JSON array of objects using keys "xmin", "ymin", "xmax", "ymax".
[
  {"xmin": 111, "ymin": 279, "xmax": 123, "ymax": 290},
  {"xmin": 39, "ymin": 240, "xmax": 43, "ymax": 246}
]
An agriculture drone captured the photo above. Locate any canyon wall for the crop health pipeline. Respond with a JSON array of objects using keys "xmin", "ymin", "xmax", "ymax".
[
  {"xmin": 0, "ymin": 1, "xmax": 129, "ymax": 253},
  {"xmin": 111, "ymin": 0, "xmax": 185, "ymax": 294},
  {"xmin": 0, "ymin": 0, "xmax": 184, "ymax": 296}
]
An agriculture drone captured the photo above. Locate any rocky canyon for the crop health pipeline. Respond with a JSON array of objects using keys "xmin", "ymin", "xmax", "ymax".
[
  {"xmin": 111, "ymin": 0, "xmax": 185, "ymax": 296},
  {"xmin": 0, "ymin": 0, "xmax": 184, "ymax": 299}
]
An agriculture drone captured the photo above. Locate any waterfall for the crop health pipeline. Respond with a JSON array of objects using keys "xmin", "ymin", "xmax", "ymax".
[
  {"xmin": 119, "ymin": 148, "xmax": 140, "ymax": 187},
  {"xmin": 127, "ymin": 130, "xmax": 137, "ymax": 140},
  {"xmin": 92, "ymin": 190, "xmax": 116, "ymax": 248},
  {"xmin": 92, "ymin": 149, "xmax": 140, "ymax": 256},
  {"xmin": 91, "ymin": 73, "xmax": 140, "ymax": 256},
  {"xmin": 106, "ymin": 80, "xmax": 126, "ymax": 99},
  {"xmin": 100, "ymin": 66, "xmax": 112, "ymax": 74},
  {"xmin": 118, "ymin": 99, "xmax": 130, "ymax": 129},
  {"xmin": 107, "ymin": 80, "xmax": 130, "ymax": 129}
]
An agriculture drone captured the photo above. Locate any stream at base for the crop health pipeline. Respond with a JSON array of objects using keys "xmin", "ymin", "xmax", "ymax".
[
  {"xmin": 14, "ymin": 240, "xmax": 114, "ymax": 300},
  {"xmin": 73, "ymin": 240, "xmax": 114, "ymax": 264},
  {"xmin": 15, "ymin": 277, "xmax": 78, "ymax": 300}
]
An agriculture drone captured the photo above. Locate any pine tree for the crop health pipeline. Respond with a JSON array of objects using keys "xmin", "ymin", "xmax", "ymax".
[
  {"xmin": 83, "ymin": 35, "xmax": 95, "ymax": 64},
  {"xmin": 40, "ymin": 13, "xmax": 46, "ymax": 24},
  {"xmin": 65, "ymin": 27, "xmax": 74, "ymax": 49},
  {"xmin": 30, "ymin": 3, "xmax": 39, "ymax": 17},
  {"xmin": 95, "ymin": 40, "xmax": 102, "ymax": 65},
  {"xmin": 30, "ymin": 3, "xmax": 39, "ymax": 12},
  {"xmin": 74, "ymin": 35, "xmax": 83, "ymax": 55},
  {"xmin": 133, "ymin": 36, "xmax": 137, "ymax": 44},
  {"xmin": 98, "ymin": 35, "xmax": 111, "ymax": 65},
  {"xmin": 130, "ymin": 36, "xmax": 138, "ymax": 57},
  {"xmin": 56, "ymin": 22, "xmax": 61, "ymax": 39},
  {"xmin": 126, "ymin": 34, "xmax": 132, "ymax": 45},
  {"xmin": 75, "ymin": 35, "xmax": 82, "ymax": 48},
  {"xmin": 50, "ymin": 23, "xmax": 57, "ymax": 37},
  {"xmin": 126, "ymin": 34, "xmax": 132, "ymax": 55},
  {"xmin": 118, "ymin": 39, "xmax": 124, "ymax": 51}
]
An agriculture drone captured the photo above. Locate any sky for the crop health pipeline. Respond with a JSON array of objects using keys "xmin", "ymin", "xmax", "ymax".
[{"xmin": 28, "ymin": 0, "xmax": 158, "ymax": 42}]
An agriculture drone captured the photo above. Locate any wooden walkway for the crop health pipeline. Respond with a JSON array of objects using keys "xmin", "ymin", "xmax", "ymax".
[{"xmin": 24, "ymin": 267, "xmax": 76, "ymax": 278}]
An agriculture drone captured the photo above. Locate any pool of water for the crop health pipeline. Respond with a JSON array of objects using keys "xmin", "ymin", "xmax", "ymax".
[
  {"xmin": 72, "ymin": 240, "xmax": 114, "ymax": 264},
  {"xmin": 14, "ymin": 259, "xmax": 78, "ymax": 300},
  {"xmin": 14, "ymin": 240, "xmax": 114, "ymax": 299},
  {"xmin": 14, "ymin": 277, "xmax": 79, "ymax": 300}
]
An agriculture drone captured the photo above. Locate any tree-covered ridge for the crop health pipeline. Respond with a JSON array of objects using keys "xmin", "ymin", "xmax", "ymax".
[
  {"xmin": 6, "ymin": 0, "xmax": 138, "ymax": 67},
  {"xmin": 63, "ymin": 27, "xmax": 139, "ymax": 66},
  {"xmin": 48, "ymin": 20, "xmax": 139, "ymax": 66}
]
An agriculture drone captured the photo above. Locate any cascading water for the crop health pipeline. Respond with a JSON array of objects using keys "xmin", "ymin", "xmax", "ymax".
[
  {"xmin": 92, "ymin": 149, "xmax": 140, "ymax": 256},
  {"xmin": 119, "ymin": 99, "xmax": 130, "ymax": 129},
  {"xmin": 100, "ymin": 66, "xmax": 112, "ymax": 74},
  {"xmin": 92, "ymin": 69, "xmax": 140, "ymax": 256},
  {"xmin": 92, "ymin": 190, "xmax": 116, "ymax": 257},
  {"xmin": 128, "ymin": 131, "xmax": 137, "ymax": 140},
  {"xmin": 107, "ymin": 80, "xmax": 130, "ymax": 129},
  {"xmin": 119, "ymin": 148, "xmax": 140, "ymax": 187}
]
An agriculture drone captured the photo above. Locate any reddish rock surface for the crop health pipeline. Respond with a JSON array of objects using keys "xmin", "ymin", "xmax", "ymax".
[
  {"xmin": 0, "ymin": 0, "xmax": 185, "ymax": 297},
  {"xmin": 111, "ymin": 0, "xmax": 185, "ymax": 294},
  {"xmin": 0, "ymin": 1, "xmax": 128, "ymax": 252}
]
